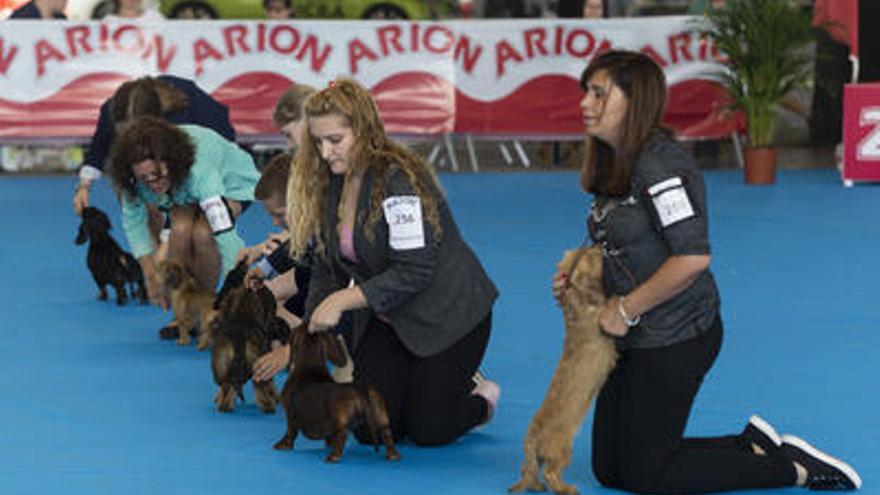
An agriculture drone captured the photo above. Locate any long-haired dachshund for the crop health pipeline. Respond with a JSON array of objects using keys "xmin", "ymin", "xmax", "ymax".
[
  {"xmin": 210, "ymin": 259, "xmax": 285, "ymax": 413},
  {"xmin": 155, "ymin": 259, "xmax": 216, "ymax": 349},
  {"xmin": 274, "ymin": 323, "xmax": 401, "ymax": 463},
  {"xmin": 75, "ymin": 206, "xmax": 147, "ymax": 305},
  {"xmin": 509, "ymin": 246, "xmax": 617, "ymax": 495}
]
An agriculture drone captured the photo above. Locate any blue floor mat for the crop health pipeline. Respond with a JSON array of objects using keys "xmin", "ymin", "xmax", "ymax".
[{"xmin": 0, "ymin": 168, "xmax": 875, "ymax": 494}]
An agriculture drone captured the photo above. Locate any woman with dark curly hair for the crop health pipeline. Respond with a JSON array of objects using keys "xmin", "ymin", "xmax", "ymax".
[{"xmin": 108, "ymin": 117, "xmax": 259, "ymax": 315}]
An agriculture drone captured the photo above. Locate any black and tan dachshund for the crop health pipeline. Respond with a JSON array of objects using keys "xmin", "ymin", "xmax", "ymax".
[
  {"xmin": 75, "ymin": 206, "xmax": 147, "ymax": 305},
  {"xmin": 210, "ymin": 259, "xmax": 286, "ymax": 413},
  {"xmin": 274, "ymin": 323, "xmax": 401, "ymax": 463}
]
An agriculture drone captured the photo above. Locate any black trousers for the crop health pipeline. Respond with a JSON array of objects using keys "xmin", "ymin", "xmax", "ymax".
[
  {"xmin": 592, "ymin": 317, "xmax": 796, "ymax": 494},
  {"xmin": 352, "ymin": 312, "xmax": 492, "ymax": 446}
]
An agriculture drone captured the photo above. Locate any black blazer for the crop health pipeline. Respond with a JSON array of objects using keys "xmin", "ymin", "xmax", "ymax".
[{"xmin": 305, "ymin": 166, "xmax": 498, "ymax": 357}]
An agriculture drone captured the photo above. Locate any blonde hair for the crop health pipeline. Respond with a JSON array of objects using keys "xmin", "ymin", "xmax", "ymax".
[{"xmin": 286, "ymin": 78, "xmax": 442, "ymax": 259}]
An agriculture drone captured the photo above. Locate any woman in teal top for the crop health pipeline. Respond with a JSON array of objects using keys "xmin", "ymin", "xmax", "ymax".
[{"xmin": 108, "ymin": 116, "xmax": 259, "ymax": 311}]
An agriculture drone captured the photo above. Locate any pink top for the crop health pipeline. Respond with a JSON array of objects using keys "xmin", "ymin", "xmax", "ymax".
[{"xmin": 339, "ymin": 224, "xmax": 358, "ymax": 263}]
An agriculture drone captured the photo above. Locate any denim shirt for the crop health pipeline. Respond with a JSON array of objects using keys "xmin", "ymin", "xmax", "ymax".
[{"xmin": 589, "ymin": 136, "xmax": 720, "ymax": 349}]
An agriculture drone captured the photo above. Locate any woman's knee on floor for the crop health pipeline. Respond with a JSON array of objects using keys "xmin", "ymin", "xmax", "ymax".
[
  {"xmin": 592, "ymin": 452, "xmax": 620, "ymax": 489},
  {"xmin": 616, "ymin": 456, "xmax": 669, "ymax": 495},
  {"xmin": 404, "ymin": 415, "xmax": 457, "ymax": 447}
]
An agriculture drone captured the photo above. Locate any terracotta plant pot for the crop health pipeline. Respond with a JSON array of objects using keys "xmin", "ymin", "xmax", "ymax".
[{"xmin": 744, "ymin": 147, "xmax": 777, "ymax": 185}]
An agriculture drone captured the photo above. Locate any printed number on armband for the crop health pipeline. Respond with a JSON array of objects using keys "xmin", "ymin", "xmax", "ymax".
[
  {"xmin": 647, "ymin": 177, "xmax": 694, "ymax": 227},
  {"xmin": 199, "ymin": 196, "xmax": 234, "ymax": 234},
  {"xmin": 382, "ymin": 195, "xmax": 425, "ymax": 250}
]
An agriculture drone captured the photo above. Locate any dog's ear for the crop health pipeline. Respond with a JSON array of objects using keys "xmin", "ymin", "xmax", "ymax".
[
  {"xmin": 96, "ymin": 210, "xmax": 111, "ymax": 232},
  {"xmin": 165, "ymin": 263, "xmax": 184, "ymax": 289},
  {"xmin": 321, "ymin": 333, "xmax": 348, "ymax": 368},
  {"xmin": 289, "ymin": 322, "xmax": 307, "ymax": 357},
  {"xmin": 75, "ymin": 222, "xmax": 87, "ymax": 245},
  {"xmin": 556, "ymin": 249, "xmax": 578, "ymax": 274},
  {"xmin": 214, "ymin": 259, "xmax": 248, "ymax": 308},
  {"xmin": 570, "ymin": 247, "xmax": 605, "ymax": 305}
]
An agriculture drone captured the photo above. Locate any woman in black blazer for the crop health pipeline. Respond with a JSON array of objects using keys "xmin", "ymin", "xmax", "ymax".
[{"xmin": 286, "ymin": 78, "xmax": 499, "ymax": 446}]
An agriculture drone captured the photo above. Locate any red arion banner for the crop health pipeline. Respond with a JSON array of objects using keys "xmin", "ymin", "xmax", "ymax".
[{"xmin": 0, "ymin": 17, "xmax": 741, "ymax": 143}]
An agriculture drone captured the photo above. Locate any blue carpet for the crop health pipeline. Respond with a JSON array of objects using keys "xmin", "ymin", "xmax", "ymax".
[{"xmin": 0, "ymin": 168, "xmax": 875, "ymax": 494}]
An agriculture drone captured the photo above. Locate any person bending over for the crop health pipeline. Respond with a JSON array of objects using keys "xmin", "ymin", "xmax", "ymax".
[
  {"xmin": 107, "ymin": 117, "xmax": 258, "ymax": 328},
  {"xmin": 74, "ymin": 75, "xmax": 235, "ymax": 216}
]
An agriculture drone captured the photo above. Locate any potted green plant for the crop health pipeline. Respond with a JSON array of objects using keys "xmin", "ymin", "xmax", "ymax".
[{"xmin": 700, "ymin": 0, "xmax": 815, "ymax": 184}]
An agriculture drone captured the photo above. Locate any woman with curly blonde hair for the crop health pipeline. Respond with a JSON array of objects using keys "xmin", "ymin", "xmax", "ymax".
[{"xmin": 286, "ymin": 78, "xmax": 499, "ymax": 446}]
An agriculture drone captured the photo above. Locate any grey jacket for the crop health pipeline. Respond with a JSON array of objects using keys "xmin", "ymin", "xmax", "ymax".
[
  {"xmin": 305, "ymin": 166, "xmax": 498, "ymax": 357},
  {"xmin": 589, "ymin": 136, "xmax": 720, "ymax": 349}
]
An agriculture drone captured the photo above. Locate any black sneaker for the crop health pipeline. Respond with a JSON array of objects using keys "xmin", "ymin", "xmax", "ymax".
[
  {"xmin": 741, "ymin": 414, "xmax": 782, "ymax": 455},
  {"xmin": 780, "ymin": 434, "xmax": 861, "ymax": 490}
]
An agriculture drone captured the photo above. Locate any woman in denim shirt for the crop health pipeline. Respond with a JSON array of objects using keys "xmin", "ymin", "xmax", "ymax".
[{"xmin": 552, "ymin": 50, "xmax": 860, "ymax": 493}]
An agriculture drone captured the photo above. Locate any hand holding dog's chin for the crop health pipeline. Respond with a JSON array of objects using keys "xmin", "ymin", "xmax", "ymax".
[
  {"xmin": 73, "ymin": 187, "xmax": 90, "ymax": 215},
  {"xmin": 598, "ymin": 302, "xmax": 628, "ymax": 337},
  {"xmin": 309, "ymin": 297, "xmax": 343, "ymax": 333}
]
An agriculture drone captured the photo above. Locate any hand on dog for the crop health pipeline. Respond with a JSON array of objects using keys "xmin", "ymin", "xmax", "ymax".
[
  {"xmin": 551, "ymin": 270, "xmax": 568, "ymax": 306},
  {"xmin": 260, "ymin": 232, "xmax": 290, "ymax": 257},
  {"xmin": 73, "ymin": 182, "xmax": 91, "ymax": 215},
  {"xmin": 309, "ymin": 287, "xmax": 366, "ymax": 333},
  {"xmin": 244, "ymin": 266, "xmax": 266, "ymax": 290},
  {"xmin": 253, "ymin": 343, "xmax": 291, "ymax": 382},
  {"xmin": 145, "ymin": 273, "xmax": 169, "ymax": 311},
  {"xmin": 598, "ymin": 296, "xmax": 629, "ymax": 337},
  {"xmin": 235, "ymin": 246, "xmax": 261, "ymax": 265}
]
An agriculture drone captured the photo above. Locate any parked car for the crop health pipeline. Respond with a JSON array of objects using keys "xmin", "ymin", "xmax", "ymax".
[{"xmin": 162, "ymin": 0, "xmax": 459, "ymax": 20}]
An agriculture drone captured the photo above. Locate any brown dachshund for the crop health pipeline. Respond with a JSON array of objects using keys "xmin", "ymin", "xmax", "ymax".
[
  {"xmin": 210, "ymin": 259, "xmax": 285, "ymax": 413},
  {"xmin": 274, "ymin": 323, "xmax": 401, "ymax": 463},
  {"xmin": 509, "ymin": 246, "xmax": 617, "ymax": 495},
  {"xmin": 155, "ymin": 259, "xmax": 216, "ymax": 349}
]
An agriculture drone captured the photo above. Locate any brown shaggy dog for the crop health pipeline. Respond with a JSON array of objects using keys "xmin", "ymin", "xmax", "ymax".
[
  {"xmin": 210, "ymin": 260, "xmax": 285, "ymax": 413},
  {"xmin": 509, "ymin": 246, "xmax": 617, "ymax": 495},
  {"xmin": 274, "ymin": 323, "xmax": 400, "ymax": 463},
  {"xmin": 155, "ymin": 259, "xmax": 216, "ymax": 349}
]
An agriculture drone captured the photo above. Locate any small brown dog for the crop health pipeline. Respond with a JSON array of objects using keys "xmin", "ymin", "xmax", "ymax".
[
  {"xmin": 509, "ymin": 246, "xmax": 617, "ymax": 495},
  {"xmin": 210, "ymin": 259, "xmax": 285, "ymax": 413},
  {"xmin": 155, "ymin": 259, "xmax": 216, "ymax": 349},
  {"xmin": 274, "ymin": 323, "xmax": 400, "ymax": 463}
]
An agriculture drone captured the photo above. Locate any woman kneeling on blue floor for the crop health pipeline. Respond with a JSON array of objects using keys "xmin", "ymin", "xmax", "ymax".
[
  {"xmin": 551, "ymin": 49, "xmax": 862, "ymax": 493},
  {"xmin": 286, "ymin": 78, "xmax": 500, "ymax": 446}
]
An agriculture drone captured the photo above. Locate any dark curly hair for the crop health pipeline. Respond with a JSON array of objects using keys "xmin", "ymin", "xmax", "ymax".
[{"xmin": 108, "ymin": 116, "xmax": 196, "ymax": 198}]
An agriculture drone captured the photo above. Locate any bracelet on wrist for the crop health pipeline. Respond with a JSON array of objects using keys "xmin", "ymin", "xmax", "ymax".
[{"xmin": 618, "ymin": 296, "xmax": 641, "ymax": 327}]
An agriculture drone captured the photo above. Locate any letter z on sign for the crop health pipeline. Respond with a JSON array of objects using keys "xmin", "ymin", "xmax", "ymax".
[{"xmin": 382, "ymin": 195, "xmax": 425, "ymax": 250}]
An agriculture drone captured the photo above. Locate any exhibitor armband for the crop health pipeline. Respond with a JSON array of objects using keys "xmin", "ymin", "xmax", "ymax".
[
  {"xmin": 618, "ymin": 296, "xmax": 641, "ymax": 327},
  {"xmin": 199, "ymin": 195, "xmax": 235, "ymax": 234}
]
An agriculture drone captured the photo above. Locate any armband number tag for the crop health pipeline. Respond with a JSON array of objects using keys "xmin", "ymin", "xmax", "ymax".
[
  {"xmin": 382, "ymin": 195, "xmax": 425, "ymax": 250},
  {"xmin": 647, "ymin": 177, "xmax": 694, "ymax": 227},
  {"xmin": 199, "ymin": 196, "xmax": 234, "ymax": 234}
]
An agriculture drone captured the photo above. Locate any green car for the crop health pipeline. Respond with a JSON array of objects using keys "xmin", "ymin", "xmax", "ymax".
[{"xmin": 162, "ymin": 0, "xmax": 458, "ymax": 20}]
